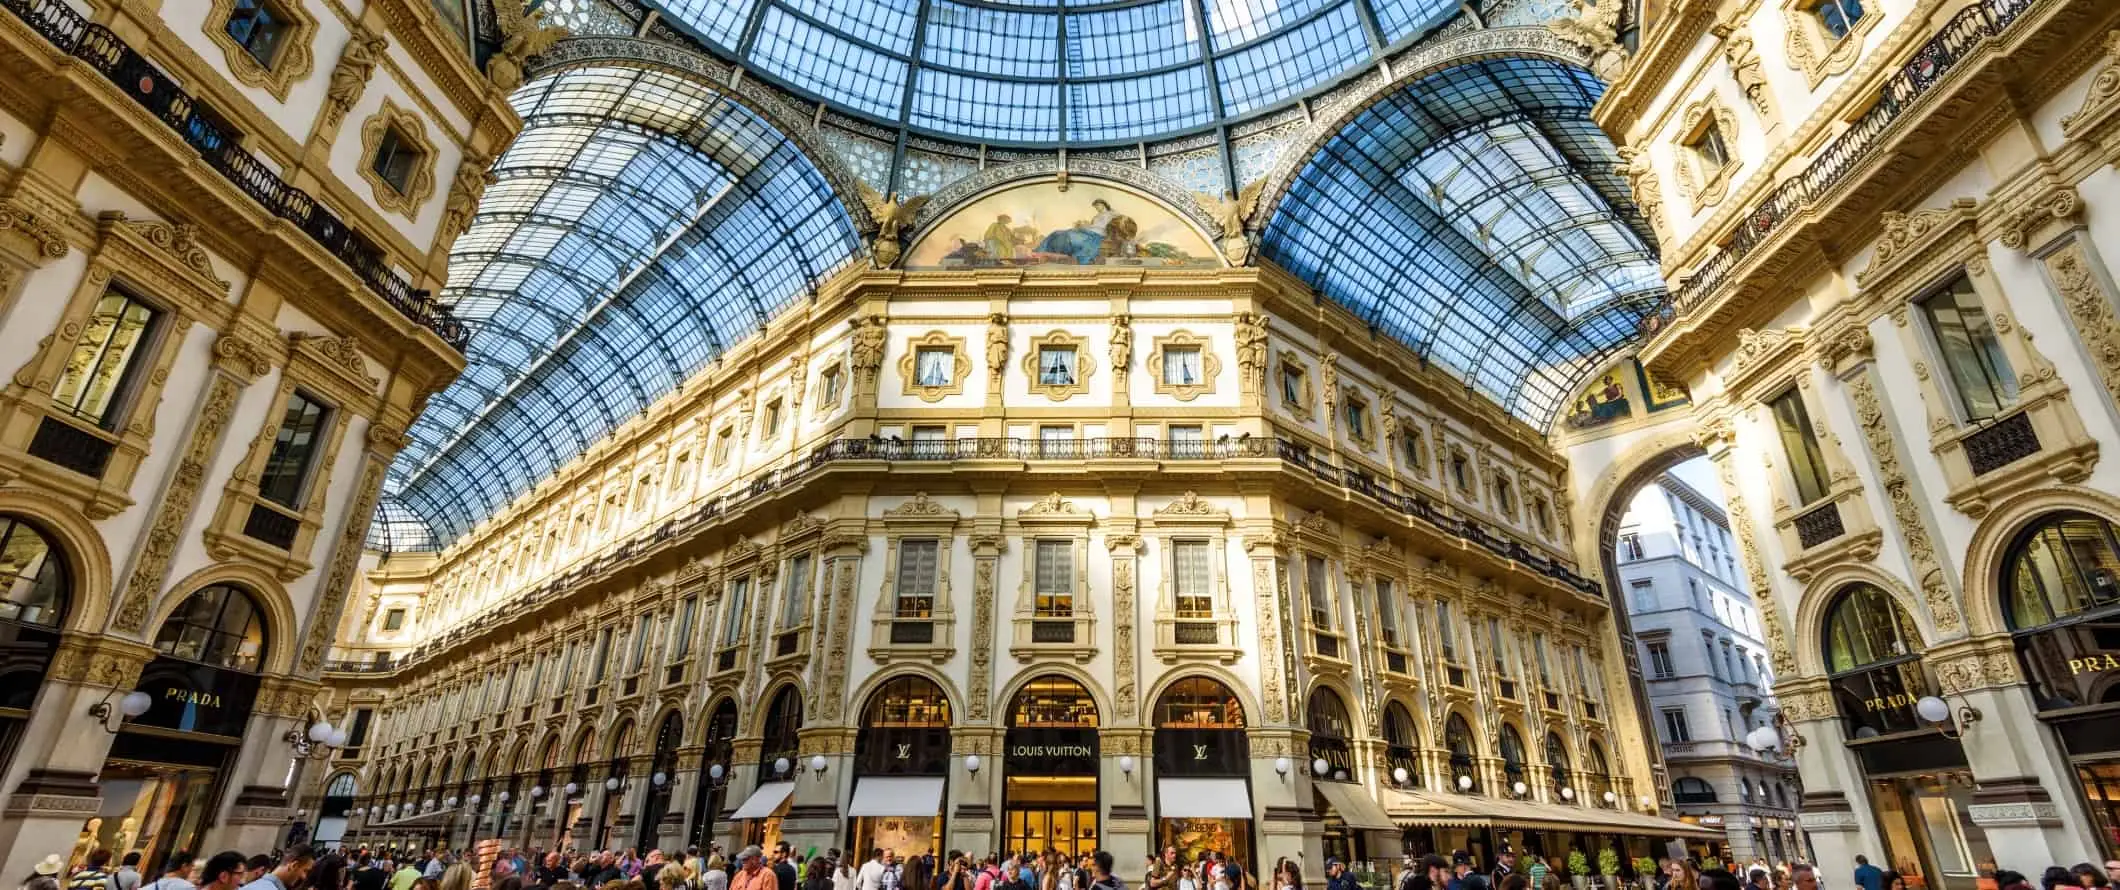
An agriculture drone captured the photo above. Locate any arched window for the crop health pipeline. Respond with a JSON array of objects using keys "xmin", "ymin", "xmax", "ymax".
[
  {"xmin": 608, "ymin": 720, "xmax": 637, "ymax": 759},
  {"xmin": 323, "ymin": 772, "xmax": 358, "ymax": 819},
  {"xmin": 759, "ymin": 686, "xmax": 802, "ymax": 773},
  {"xmin": 858, "ymin": 675, "xmax": 952, "ymax": 774},
  {"xmin": 1011, "ymin": 675, "xmax": 1098, "ymax": 727},
  {"xmin": 1545, "ymin": 732, "xmax": 1572, "ymax": 797},
  {"xmin": 1383, "ymin": 703, "xmax": 1420, "ymax": 788},
  {"xmin": 153, "ymin": 583, "xmax": 266, "ymax": 671},
  {"xmin": 1822, "ymin": 583, "xmax": 1918, "ymax": 673},
  {"xmin": 864, "ymin": 675, "xmax": 953, "ymax": 726},
  {"xmin": 1673, "ymin": 776, "xmax": 1717, "ymax": 803},
  {"xmin": 1586, "ymin": 741, "xmax": 1613, "ymax": 806},
  {"xmin": 1306, "ymin": 688, "xmax": 1354, "ymax": 781},
  {"xmin": 0, "ymin": 516, "xmax": 68, "ymax": 627},
  {"xmin": 2002, "ymin": 512, "xmax": 2120, "ymax": 629},
  {"xmin": 1499, "ymin": 726, "xmax": 1527, "ymax": 793},
  {"xmin": 326, "ymin": 772, "xmax": 357, "ymax": 798},
  {"xmin": 540, "ymin": 738, "xmax": 563, "ymax": 770},
  {"xmin": 652, "ymin": 712, "xmax": 684, "ymax": 767},
  {"xmin": 1445, "ymin": 714, "xmax": 1478, "ymax": 793},
  {"xmin": 1154, "ymin": 676, "xmax": 1245, "ymax": 728}
]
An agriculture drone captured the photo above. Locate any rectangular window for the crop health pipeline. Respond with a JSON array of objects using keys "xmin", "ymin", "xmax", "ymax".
[
  {"xmin": 763, "ymin": 400, "xmax": 783, "ymax": 438},
  {"xmin": 1619, "ymin": 533, "xmax": 1643, "ymax": 560},
  {"xmin": 627, "ymin": 613, "xmax": 650, "ymax": 672},
  {"xmin": 916, "ymin": 348, "xmax": 953, "ymax": 386},
  {"xmin": 589, "ymin": 627, "xmax": 612, "ymax": 683},
  {"xmin": 1173, "ymin": 540, "xmax": 1212, "ymax": 618},
  {"xmin": 1345, "ymin": 399, "xmax": 1368, "ymax": 439},
  {"xmin": 1769, "ymin": 389, "xmax": 1832, "ymax": 505},
  {"xmin": 1702, "ymin": 637, "xmax": 1721, "ymax": 680},
  {"xmin": 895, "ymin": 539, "xmax": 939, "ymax": 617},
  {"xmin": 1691, "ymin": 122, "xmax": 1731, "ymax": 173},
  {"xmin": 721, "ymin": 576, "xmax": 751, "ymax": 646},
  {"xmin": 1662, "ymin": 706, "xmax": 1693, "ymax": 742},
  {"xmin": 224, "ymin": 0, "xmax": 288, "ymax": 66},
  {"xmin": 1038, "ymin": 425, "xmax": 1074, "ymax": 458},
  {"xmin": 1646, "ymin": 641, "xmax": 1675, "ymax": 679},
  {"xmin": 819, "ymin": 366, "xmax": 844, "ymax": 406},
  {"xmin": 1034, "ymin": 539, "xmax": 1073, "ymax": 616},
  {"xmin": 1533, "ymin": 634, "xmax": 1553, "ymax": 685},
  {"xmin": 1167, "ymin": 424, "xmax": 1205, "ymax": 458},
  {"xmin": 1920, "ymin": 277, "xmax": 2018, "ymax": 421},
  {"xmin": 382, "ymin": 608, "xmax": 406, "ymax": 631},
  {"xmin": 1282, "ymin": 367, "xmax": 1304, "ymax": 405},
  {"xmin": 1814, "ymin": 0, "xmax": 1864, "ymax": 38},
  {"xmin": 631, "ymin": 474, "xmax": 655, "ymax": 513},
  {"xmin": 370, "ymin": 126, "xmax": 421, "ymax": 194},
  {"xmin": 1374, "ymin": 577, "xmax": 1400, "ymax": 647},
  {"xmin": 1629, "ymin": 579, "xmax": 1655, "ymax": 612},
  {"xmin": 51, "ymin": 291, "xmax": 161, "ymax": 429},
  {"xmin": 1437, "ymin": 599, "xmax": 1458, "ymax": 662},
  {"xmin": 1038, "ymin": 346, "xmax": 1077, "ymax": 385},
  {"xmin": 713, "ymin": 428, "xmax": 734, "ymax": 466},
  {"xmin": 670, "ymin": 597, "xmax": 697, "ymax": 660},
  {"xmin": 1488, "ymin": 618, "xmax": 1512, "ymax": 676},
  {"xmin": 909, "ymin": 425, "xmax": 947, "ymax": 459},
  {"xmin": 1162, "ymin": 346, "xmax": 1203, "ymax": 385},
  {"xmin": 781, "ymin": 553, "xmax": 812, "ymax": 628},
  {"xmin": 672, "ymin": 453, "xmax": 695, "ymax": 494},
  {"xmin": 1304, "ymin": 555, "xmax": 1331, "ymax": 628}
]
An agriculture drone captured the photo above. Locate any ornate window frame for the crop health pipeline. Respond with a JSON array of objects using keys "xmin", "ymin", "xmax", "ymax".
[
  {"xmin": 1009, "ymin": 493, "xmax": 1097, "ymax": 661},
  {"xmin": 359, "ymin": 100, "xmax": 438, "ymax": 220},
  {"xmin": 1275, "ymin": 351, "xmax": 1315, "ymax": 422},
  {"xmin": 0, "ymin": 218, "xmax": 231, "ymax": 520},
  {"xmin": 1146, "ymin": 492, "xmax": 1242, "ymax": 664},
  {"xmin": 1485, "ymin": 459, "xmax": 1519, "ymax": 523},
  {"xmin": 1341, "ymin": 388, "xmax": 1377, "ymax": 449},
  {"xmin": 206, "ymin": 0, "xmax": 316, "ymax": 100},
  {"xmin": 1148, "ymin": 329, "xmax": 1221, "ymax": 402},
  {"xmin": 1782, "ymin": 0, "xmax": 1877, "ymax": 88},
  {"xmin": 812, "ymin": 354, "xmax": 846, "ymax": 418},
  {"xmin": 1850, "ymin": 199, "xmax": 2097, "ymax": 518},
  {"xmin": 1445, "ymin": 442, "xmax": 1476, "ymax": 499},
  {"xmin": 1725, "ymin": 328, "xmax": 1883, "ymax": 579},
  {"xmin": 1291, "ymin": 516, "xmax": 1351, "ymax": 678},
  {"xmin": 708, "ymin": 542, "xmax": 765, "ymax": 678},
  {"xmin": 203, "ymin": 333, "xmax": 371, "ymax": 581},
  {"xmin": 1675, "ymin": 97, "xmax": 1741, "ymax": 213},
  {"xmin": 869, "ymin": 493, "xmax": 960, "ymax": 664},
  {"xmin": 899, "ymin": 331, "xmax": 972, "ymax": 403},
  {"xmin": 1355, "ymin": 545, "xmax": 1418, "ymax": 688},
  {"xmin": 765, "ymin": 515, "xmax": 824, "ymax": 670},
  {"xmin": 1021, "ymin": 330, "xmax": 1096, "ymax": 402}
]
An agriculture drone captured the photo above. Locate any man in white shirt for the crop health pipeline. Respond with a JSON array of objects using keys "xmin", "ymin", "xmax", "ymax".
[{"xmin": 856, "ymin": 850, "xmax": 900, "ymax": 890}]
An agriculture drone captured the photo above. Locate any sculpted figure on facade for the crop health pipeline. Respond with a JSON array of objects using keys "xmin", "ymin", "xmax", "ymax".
[
  {"xmin": 324, "ymin": 30, "xmax": 388, "ymax": 129},
  {"xmin": 487, "ymin": 0, "xmax": 567, "ymax": 91}
]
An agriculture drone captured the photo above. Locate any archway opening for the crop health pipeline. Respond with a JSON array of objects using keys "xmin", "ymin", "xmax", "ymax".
[
  {"xmin": 851, "ymin": 675, "xmax": 953, "ymax": 859},
  {"xmin": 1005, "ymin": 675, "xmax": 1100, "ymax": 859},
  {"xmin": 0, "ymin": 515, "xmax": 68, "ymax": 782},
  {"xmin": 689, "ymin": 699, "xmax": 739, "ymax": 849},
  {"xmin": 1152, "ymin": 676, "xmax": 1252, "ymax": 867}
]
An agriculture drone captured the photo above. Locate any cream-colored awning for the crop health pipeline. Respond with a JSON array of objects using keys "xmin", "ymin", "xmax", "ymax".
[
  {"xmin": 847, "ymin": 777, "xmax": 946, "ymax": 817},
  {"xmin": 1382, "ymin": 790, "xmax": 1720, "ymax": 838},
  {"xmin": 730, "ymin": 781, "xmax": 797, "ymax": 820},
  {"xmin": 1158, "ymin": 777, "xmax": 1253, "ymax": 818},
  {"xmin": 1316, "ymin": 781, "xmax": 1397, "ymax": 830}
]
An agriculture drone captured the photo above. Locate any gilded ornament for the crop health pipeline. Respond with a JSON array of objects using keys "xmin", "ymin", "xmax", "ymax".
[
  {"xmin": 324, "ymin": 30, "xmax": 388, "ymax": 129},
  {"xmin": 855, "ymin": 183, "xmax": 932, "ymax": 268},
  {"xmin": 1547, "ymin": 0, "xmax": 1629, "ymax": 80},
  {"xmin": 113, "ymin": 374, "xmax": 243, "ymax": 632},
  {"xmin": 1193, "ymin": 178, "xmax": 1266, "ymax": 264},
  {"xmin": 486, "ymin": 0, "xmax": 568, "ymax": 92},
  {"xmin": 970, "ymin": 554, "xmax": 995, "ymax": 721},
  {"xmin": 441, "ymin": 154, "xmax": 496, "ymax": 244}
]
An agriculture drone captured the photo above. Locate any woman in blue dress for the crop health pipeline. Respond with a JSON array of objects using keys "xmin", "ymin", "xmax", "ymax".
[{"xmin": 1036, "ymin": 199, "xmax": 1118, "ymax": 264}]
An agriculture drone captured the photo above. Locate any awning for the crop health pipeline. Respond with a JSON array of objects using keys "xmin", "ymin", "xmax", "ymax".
[
  {"xmin": 847, "ymin": 776, "xmax": 946, "ymax": 817},
  {"xmin": 730, "ymin": 781, "xmax": 797, "ymax": 820},
  {"xmin": 1382, "ymin": 790, "xmax": 1720, "ymax": 838},
  {"xmin": 1316, "ymin": 781, "xmax": 1397, "ymax": 830},
  {"xmin": 1158, "ymin": 777, "xmax": 1252, "ymax": 818}
]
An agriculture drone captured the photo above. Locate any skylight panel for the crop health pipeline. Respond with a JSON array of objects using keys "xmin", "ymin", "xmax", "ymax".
[
  {"xmin": 751, "ymin": 7, "xmax": 911, "ymax": 119},
  {"xmin": 1067, "ymin": 68, "xmax": 1214, "ymax": 142},
  {"xmin": 910, "ymin": 69, "xmax": 1061, "ymax": 142},
  {"xmin": 1367, "ymin": 0, "xmax": 1455, "ymax": 42},
  {"xmin": 1205, "ymin": 0, "xmax": 1342, "ymax": 52},
  {"xmin": 655, "ymin": 0, "xmax": 751, "ymax": 47},
  {"xmin": 777, "ymin": 0, "xmax": 919, "ymax": 54},
  {"xmin": 922, "ymin": 1, "xmax": 1058, "ymax": 78},
  {"xmin": 1065, "ymin": 0, "xmax": 1199, "ymax": 78},
  {"xmin": 1214, "ymin": 3, "xmax": 1364, "ymax": 115}
]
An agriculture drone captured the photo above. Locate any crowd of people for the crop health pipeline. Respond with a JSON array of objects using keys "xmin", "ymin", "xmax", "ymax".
[{"xmin": 24, "ymin": 844, "xmax": 2120, "ymax": 890}]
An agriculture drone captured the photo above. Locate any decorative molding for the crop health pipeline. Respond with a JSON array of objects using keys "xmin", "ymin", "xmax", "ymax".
[
  {"xmin": 1714, "ymin": 452, "xmax": 1796, "ymax": 675},
  {"xmin": 1274, "ymin": 351, "xmax": 1315, "ymax": 422},
  {"xmin": 120, "ymin": 219, "xmax": 227, "ymax": 288},
  {"xmin": 110, "ymin": 372, "xmax": 245, "ymax": 632},
  {"xmin": 2034, "ymin": 238, "xmax": 2120, "ymax": 402},
  {"xmin": 898, "ymin": 330, "xmax": 973, "ymax": 403},
  {"xmin": 358, "ymin": 100, "xmax": 439, "ymax": 221},
  {"xmin": 204, "ymin": 0, "xmax": 317, "ymax": 101},
  {"xmin": 0, "ymin": 198, "xmax": 72, "ymax": 261},
  {"xmin": 1717, "ymin": 22, "xmax": 1777, "ymax": 122},
  {"xmin": 884, "ymin": 492, "xmax": 958, "ymax": 519},
  {"xmin": 1859, "ymin": 199, "xmax": 1980, "ymax": 285},
  {"xmin": 440, "ymin": 153, "xmax": 495, "ymax": 246},
  {"xmin": 848, "ymin": 316, "xmax": 888, "ymax": 385},
  {"xmin": 1674, "ymin": 96, "xmax": 1741, "ymax": 212},
  {"xmin": 1843, "ymin": 370, "xmax": 1964, "ymax": 636},
  {"xmin": 1781, "ymin": 0, "xmax": 1876, "ymax": 88},
  {"xmin": 302, "ymin": 459, "xmax": 390, "ymax": 673},
  {"xmin": 1235, "ymin": 313, "xmax": 1269, "ymax": 397},
  {"xmin": 324, "ymin": 29, "xmax": 389, "ymax": 130},
  {"xmin": 1614, "ymin": 146, "xmax": 1668, "ymax": 240},
  {"xmin": 1021, "ymin": 329, "xmax": 1095, "ymax": 401}
]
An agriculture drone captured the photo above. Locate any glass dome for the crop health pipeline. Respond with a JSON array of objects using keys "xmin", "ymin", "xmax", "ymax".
[{"xmin": 646, "ymin": 0, "xmax": 1464, "ymax": 145}]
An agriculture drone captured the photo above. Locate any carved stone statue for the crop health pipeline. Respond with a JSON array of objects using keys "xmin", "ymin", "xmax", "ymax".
[
  {"xmin": 856, "ymin": 182, "xmax": 932, "ymax": 268},
  {"xmin": 848, "ymin": 316, "xmax": 887, "ymax": 381},
  {"xmin": 1109, "ymin": 316, "xmax": 1132, "ymax": 378},
  {"xmin": 1722, "ymin": 29, "xmax": 1773, "ymax": 118},
  {"xmin": 487, "ymin": 0, "xmax": 567, "ymax": 92},
  {"xmin": 1549, "ymin": 0, "xmax": 1629, "ymax": 81},
  {"xmin": 440, "ymin": 153, "xmax": 494, "ymax": 244},
  {"xmin": 1193, "ymin": 178, "xmax": 1267, "ymax": 264},
  {"xmin": 1615, "ymin": 146, "xmax": 1667, "ymax": 238},
  {"xmin": 1235, "ymin": 312, "xmax": 1269, "ymax": 391},
  {"xmin": 985, "ymin": 314, "xmax": 1010, "ymax": 383},
  {"xmin": 325, "ymin": 31, "xmax": 388, "ymax": 128}
]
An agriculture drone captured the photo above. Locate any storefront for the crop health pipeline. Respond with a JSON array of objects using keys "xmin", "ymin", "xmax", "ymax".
[
  {"xmin": 1004, "ymin": 676, "xmax": 1100, "ymax": 857},
  {"xmin": 1153, "ymin": 677, "xmax": 1254, "ymax": 866},
  {"xmin": 559, "ymin": 731, "xmax": 597, "ymax": 851},
  {"xmin": 0, "ymin": 517, "xmax": 66, "ymax": 781},
  {"xmin": 690, "ymin": 700, "xmax": 739, "ymax": 847},
  {"xmin": 639, "ymin": 713, "xmax": 684, "ymax": 852},
  {"xmin": 86, "ymin": 584, "xmax": 266, "ymax": 872},
  {"xmin": 1822, "ymin": 583, "xmax": 1991, "ymax": 890},
  {"xmin": 730, "ymin": 686, "xmax": 803, "ymax": 847},
  {"xmin": 848, "ymin": 676, "xmax": 951, "ymax": 858},
  {"xmin": 1999, "ymin": 511, "xmax": 2120, "ymax": 858}
]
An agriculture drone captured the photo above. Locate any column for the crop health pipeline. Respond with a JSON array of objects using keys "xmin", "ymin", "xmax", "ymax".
[
  {"xmin": 1253, "ymin": 729, "xmax": 1323, "ymax": 875},
  {"xmin": 780, "ymin": 728, "xmax": 852, "ymax": 861},
  {"xmin": 1776, "ymin": 680, "xmax": 1885, "ymax": 881},
  {"xmin": 1103, "ymin": 729, "xmax": 1152, "ymax": 872},
  {"xmin": 204, "ymin": 676, "xmax": 323, "ymax": 854},
  {"xmin": 946, "ymin": 729, "xmax": 1001, "ymax": 860},
  {"xmin": 1930, "ymin": 642, "xmax": 2103, "ymax": 868},
  {"xmin": 0, "ymin": 636, "xmax": 153, "ymax": 882}
]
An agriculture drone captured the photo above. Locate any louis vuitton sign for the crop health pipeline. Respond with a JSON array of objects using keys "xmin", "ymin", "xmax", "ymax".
[{"xmin": 1006, "ymin": 729, "xmax": 1098, "ymax": 775}]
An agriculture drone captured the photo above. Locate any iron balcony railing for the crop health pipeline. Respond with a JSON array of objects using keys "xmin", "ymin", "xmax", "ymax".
[
  {"xmin": 1637, "ymin": 0, "xmax": 2038, "ymax": 336},
  {"xmin": 0, "ymin": 0, "xmax": 469, "ymax": 349}
]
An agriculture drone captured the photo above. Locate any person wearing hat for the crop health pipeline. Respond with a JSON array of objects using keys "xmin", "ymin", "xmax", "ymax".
[
  {"xmin": 1325, "ymin": 862, "xmax": 1357, "ymax": 890},
  {"xmin": 729, "ymin": 849, "xmax": 772, "ymax": 890}
]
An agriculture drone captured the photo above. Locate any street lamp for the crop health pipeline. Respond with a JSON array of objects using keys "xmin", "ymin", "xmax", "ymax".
[{"xmin": 88, "ymin": 691, "xmax": 154, "ymax": 733}]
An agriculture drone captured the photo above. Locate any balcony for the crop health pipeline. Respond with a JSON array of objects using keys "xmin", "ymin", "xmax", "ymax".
[
  {"xmin": 0, "ymin": 0, "xmax": 468, "ymax": 349},
  {"xmin": 1637, "ymin": 0, "xmax": 2050, "ymax": 354}
]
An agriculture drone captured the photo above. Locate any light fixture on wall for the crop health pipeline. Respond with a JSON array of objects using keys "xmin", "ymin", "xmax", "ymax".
[
  {"xmin": 445, "ymin": 796, "xmax": 459, "ymax": 808},
  {"xmin": 1273, "ymin": 758, "xmax": 1292, "ymax": 778},
  {"xmin": 652, "ymin": 772, "xmax": 669, "ymax": 787},
  {"xmin": 809, "ymin": 755, "xmax": 830, "ymax": 779},
  {"xmin": 498, "ymin": 791, "xmax": 513, "ymax": 804},
  {"xmin": 1311, "ymin": 758, "xmax": 1329, "ymax": 777},
  {"xmin": 773, "ymin": 757, "xmax": 791, "ymax": 776},
  {"xmin": 563, "ymin": 782, "xmax": 579, "ymax": 796},
  {"xmin": 1456, "ymin": 775, "xmax": 1473, "ymax": 791},
  {"xmin": 1602, "ymin": 790, "xmax": 1617, "ymax": 805},
  {"xmin": 286, "ymin": 719, "xmax": 349, "ymax": 759},
  {"xmin": 89, "ymin": 690, "xmax": 153, "ymax": 733},
  {"xmin": 1560, "ymin": 787, "xmax": 1574, "ymax": 801},
  {"xmin": 1392, "ymin": 767, "xmax": 1411, "ymax": 787},
  {"xmin": 964, "ymin": 755, "xmax": 982, "ymax": 774},
  {"xmin": 1915, "ymin": 695, "xmax": 1981, "ymax": 739},
  {"xmin": 605, "ymin": 777, "xmax": 622, "ymax": 792},
  {"xmin": 469, "ymin": 795, "xmax": 482, "ymax": 807},
  {"xmin": 1511, "ymin": 781, "xmax": 1528, "ymax": 797},
  {"xmin": 1118, "ymin": 756, "xmax": 1135, "ymax": 775}
]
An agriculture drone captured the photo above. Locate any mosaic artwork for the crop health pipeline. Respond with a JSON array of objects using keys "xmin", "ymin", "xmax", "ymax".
[{"xmin": 906, "ymin": 181, "xmax": 1219, "ymax": 269}]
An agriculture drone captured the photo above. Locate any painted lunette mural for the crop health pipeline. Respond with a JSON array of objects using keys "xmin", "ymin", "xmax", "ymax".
[{"xmin": 906, "ymin": 181, "xmax": 1220, "ymax": 270}]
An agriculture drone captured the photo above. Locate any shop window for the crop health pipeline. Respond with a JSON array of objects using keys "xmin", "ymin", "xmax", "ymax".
[
  {"xmin": 1674, "ymin": 776, "xmax": 1717, "ymax": 803},
  {"xmin": 1768, "ymin": 389, "xmax": 1832, "ymax": 505},
  {"xmin": 370, "ymin": 125, "xmax": 424, "ymax": 196},
  {"xmin": 51, "ymin": 291, "xmax": 162, "ymax": 431},
  {"xmin": 1306, "ymin": 689, "xmax": 1355, "ymax": 781},
  {"xmin": 1918, "ymin": 276, "xmax": 2018, "ymax": 421},
  {"xmin": 758, "ymin": 685, "xmax": 802, "ymax": 773},
  {"xmin": 1383, "ymin": 703, "xmax": 1420, "ymax": 787},
  {"xmin": 382, "ymin": 608, "xmax": 406, "ymax": 631},
  {"xmin": 1545, "ymin": 732, "xmax": 1573, "ymax": 797},
  {"xmin": 224, "ymin": 0, "xmax": 290, "ymax": 66},
  {"xmin": 1824, "ymin": 583, "xmax": 1916, "ymax": 672},
  {"xmin": 2002, "ymin": 512, "xmax": 2120, "ymax": 629},
  {"xmin": 258, "ymin": 390, "xmax": 331, "ymax": 509},
  {"xmin": 1813, "ymin": 0, "xmax": 1864, "ymax": 39},
  {"xmin": 1499, "ymin": 726, "xmax": 1527, "ymax": 790},
  {"xmin": 1154, "ymin": 676, "xmax": 1246, "ymax": 729},
  {"xmin": 1011, "ymin": 674, "xmax": 1099, "ymax": 727},
  {"xmin": 153, "ymin": 584, "xmax": 266, "ymax": 672},
  {"xmin": 0, "ymin": 517, "xmax": 68, "ymax": 628},
  {"xmin": 1587, "ymin": 742, "xmax": 1614, "ymax": 806}
]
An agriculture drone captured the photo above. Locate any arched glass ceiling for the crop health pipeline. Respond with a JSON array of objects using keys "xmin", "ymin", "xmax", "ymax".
[
  {"xmin": 1261, "ymin": 56, "xmax": 1662, "ymax": 428},
  {"xmin": 380, "ymin": 64, "xmax": 862, "ymax": 547},
  {"xmin": 648, "ymin": 0, "xmax": 1463, "ymax": 145}
]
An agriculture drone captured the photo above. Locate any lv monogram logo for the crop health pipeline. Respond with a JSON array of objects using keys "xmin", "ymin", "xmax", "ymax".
[
  {"xmin": 896, "ymin": 743, "xmax": 911, "ymax": 759},
  {"xmin": 1192, "ymin": 744, "xmax": 1209, "ymax": 760}
]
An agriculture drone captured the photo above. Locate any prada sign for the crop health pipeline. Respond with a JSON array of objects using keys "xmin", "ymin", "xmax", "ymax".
[
  {"xmin": 1829, "ymin": 658, "xmax": 1928, "ymax": 739},
  {"xmin": 129, "ymin": 657, "xmax": 261, "ymax": 738},
  {"xmin": 1005, "ymin": 729, "xmax": 1098, "ymax": 775},
  {"xmin": 1155, "ymin": 727, "xmax": 1249, "ymax": 776},
  {"xmin": 2014, "ymin": 619, "xmax": 2120, "ymax": 713}
]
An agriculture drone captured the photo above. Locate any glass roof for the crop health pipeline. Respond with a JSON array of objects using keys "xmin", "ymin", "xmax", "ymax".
[
  {"xmin": 381, "ymin": 64, "xmax": 862, "ymax": 546},
  {"xmin": 648, "ymin": 0, "xmax": 1464, "ymax": 145},
  {"xmin": 1260, "ymin": 56, "xmax": 1662, "ymax": 427}
]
